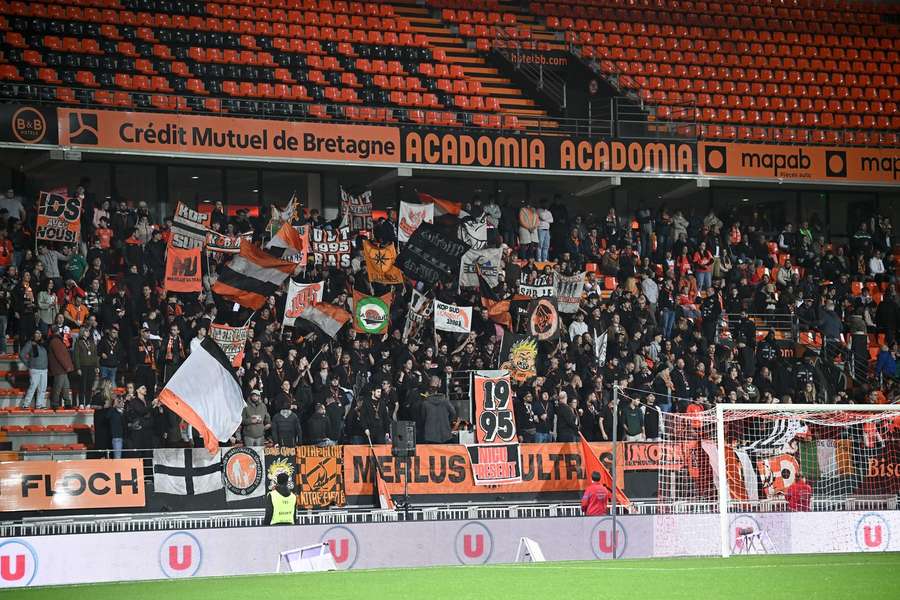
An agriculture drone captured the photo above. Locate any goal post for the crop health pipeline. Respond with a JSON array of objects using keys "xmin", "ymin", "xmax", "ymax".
[{"xmin": 715, "ymin": 404, "xmax": 900, "ymax": 558}]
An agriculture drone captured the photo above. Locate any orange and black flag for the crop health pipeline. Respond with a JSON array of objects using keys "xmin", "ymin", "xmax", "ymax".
[
  {"xmin": 212, "ymin": 242, "xmax": 298, "ymax": 310},
  {"xmin": 362, "ymin": 240, "xmax": 404, "ymax": 285},
  {"xmin": 478, "ymin": 270, "xmax": 512, "ymax": 329},
  {"xmin": 370, "ymin": 446, "xmax": 395, "ymax": 510},
  {"xmin": 579, "ymin": 433, "xmax": 631, "ymax": 509}
]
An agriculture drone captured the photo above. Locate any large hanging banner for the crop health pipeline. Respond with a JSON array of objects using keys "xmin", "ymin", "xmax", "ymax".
[
  {"xmin": 362, "ymin": 240, "xmax": 404, "ymax": 285},
  {"xmin": 283, "ymin": 280, "xmax": 324, "ymax": 327},
  {"xmin": 340, "ymin": 188, "xmax": 373, "ymax": 232},
  {"xmin": 459, "ymin": 247, "xmax": 503, "ymax": 289},
  {"xmin": 309, "ymin": 226, "xmax": 351, "ymax": 268},
  {"xmin": 209, "ymin": 322, "xmax": 250, "ymax": 368},
  {"xmin": 398, "ymin": 201, "xmax": 433, "ymax": 243},
  {"xmin": 396, "ymin": 223, "xmax": 469, "ymax": 285},
  {"xmin": 163, "ymin": 243, "xmax": 202, "ymax": 292},
  {"xmin": 171, "ymin": 201, "xmax": 211, "ymax": 250},
  {"xmin": 206, "ymin": 231, "xmax": 252, "ymax": 254},
  {"xmin": 556, "ymin": 272, "xmax": 586, "ymax": 313},
  {"xmin": 0, "ymin": 459, "xmax": 145, "ymax": 511},
  {"xmin": 433, "ymin": 300, "xmax": 472, "ymax": 334},
  {"xmin": 296, "ymin": 445, "xmax": 345, "ymax": 509},
  {"xmin": 468, "ymin": 370, "xmax": 521, "ymax": 485},
  {"xmin": 342, "ymin": 442, "xmax": 626, "ymax": 501},
  {"xmin": 36, "ymin": 190, "xmax": 82, "ymax": 243}
]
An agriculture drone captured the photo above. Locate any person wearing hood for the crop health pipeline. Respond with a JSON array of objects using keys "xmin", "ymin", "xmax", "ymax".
[
  {"xmin": 420, "ymin": 375, "xmax": 456, "ymax": 444},
  {"xmin": 271, "ymin": 398, "xmax": 302, "ymax": 447},
  {"xmin": 264, "ymin": 472, "xmax": 296, "ymax": 526}
]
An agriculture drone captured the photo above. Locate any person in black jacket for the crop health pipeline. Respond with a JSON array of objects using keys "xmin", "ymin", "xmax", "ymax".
[
  {"xmin": 361, "ymin": 386, "xmax": 391, "ymax": 444},
  {"xmin": 271, "ymin": 399, "xmax": 302, "ymax": 447},
  {"xmin": 305, "ymin": 402, "xmax": 334, "ymax": 446},
  {"xmin": 555, "ymin": 392, "xmax": 579, "ymax": 442},
  {"xmin": 97, "ymin": 326, "xmax": 123, "ymax": 385}
]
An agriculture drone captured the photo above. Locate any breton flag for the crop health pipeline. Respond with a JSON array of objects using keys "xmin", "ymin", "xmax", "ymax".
[
  {"xmin": 579, "ymin": 433, "xmax": 631, "ymax": 508},
  {"xmin": 212, "ymin": 242, "xmax": 298, "ymax": 310},
  {"xmin": 267, "ymin": 221, "xmax": 308, "ymax": 264},
  {"xmin": 153, "ymin": 448, "xmax": 223, "ymax": 496},
  {"xmin": 299, "ymin": 302, "xmax": 352, "ymax": 339},
  {"xmin": 417, "ymin": 191, "xmax": 461, "ymax": 217},
  {"xmin": 157, "ymin": 337, "xmax": 245, "ymax": 455}
]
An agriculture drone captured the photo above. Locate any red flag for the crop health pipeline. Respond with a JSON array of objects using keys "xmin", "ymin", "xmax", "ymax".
[
  {"xmin": 579, "ymin": 433, "xmax": 630, "ymax": 508},
  {"xmin": 371, "ymin": 447, "xmax": 395, "ymax": 510}
]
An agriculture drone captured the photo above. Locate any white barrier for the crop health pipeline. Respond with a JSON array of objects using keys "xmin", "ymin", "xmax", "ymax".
[{"xmin": 0, "ymin": 511, "xmax": 897, "ymax": 588}]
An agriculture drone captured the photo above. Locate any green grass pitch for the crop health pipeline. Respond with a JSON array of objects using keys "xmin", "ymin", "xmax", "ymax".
[{"xmin": 12, "ymin": 553, "xmax": 900, "ymax": 600}]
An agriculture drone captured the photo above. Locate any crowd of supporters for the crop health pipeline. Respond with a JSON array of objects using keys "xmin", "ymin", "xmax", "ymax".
[{"xmin": 0, "ymin": 180, "xmax": 898, "ymax": 454}]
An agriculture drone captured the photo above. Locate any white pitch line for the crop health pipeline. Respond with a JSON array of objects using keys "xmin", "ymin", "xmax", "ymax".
[{"xmin": 490, "ymin": 561, "xmax": 900, "ymax": 572}]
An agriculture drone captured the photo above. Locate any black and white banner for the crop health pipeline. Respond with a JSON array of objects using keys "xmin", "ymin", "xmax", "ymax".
[
  {"xmin": 396, "ymin": 223, "xmax": 469, "ymax": 285},
  {"xmin": 341, "ymin": 188, "xmax": 373, "ymax": 232},
  {"xmin": 171, "ymin": 202, "xmax": 211, "ymax": 250},
  {"xmin": 153, "ymin": 448, "xmax": 223, "ymax": 496},
  {"xmin": 556, "ymin": 272, "xmax": 585, "ymax": 313},
  {"xmin": 402, "ymin": 288, "xmax": 433, "ymax": 343},
  {"xmin": 518, "ymin": 272, "xmax": 557, "ymax": 298},
  {"xmin": 458, "ymin": 217, "xmax": 488, "ymax": 250}
]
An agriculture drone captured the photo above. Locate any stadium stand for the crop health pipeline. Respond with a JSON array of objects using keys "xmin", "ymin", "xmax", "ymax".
[
  {"xmin": 1, "ymin": 0, "xmax": 897, "ymax": 142},
  {"xmin": 535, "ymin": 0, "xmax": 900, "ymax": 144},
  {"xmin": 0, "ymin": 0, "xmax": 550, "ymax": 129}
]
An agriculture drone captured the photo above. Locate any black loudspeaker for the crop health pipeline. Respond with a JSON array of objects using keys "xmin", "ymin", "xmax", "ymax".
[{"xmin": 391, "ymin": 421, "xmax": 416, "ymax": 458}]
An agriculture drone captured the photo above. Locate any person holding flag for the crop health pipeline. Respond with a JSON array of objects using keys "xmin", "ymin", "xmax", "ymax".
[{"xmin": 581, "ymin": 471, "xmax": 610, "ymax": 516}]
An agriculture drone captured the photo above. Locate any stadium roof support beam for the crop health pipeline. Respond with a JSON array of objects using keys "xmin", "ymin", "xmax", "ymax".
[
  {"xmin": 661, "ymin": 178, "xmax": 708, "ymax": 201},
  {"xmin": 573, "ymin": 176, "xmax": 621, "ymax": 198},
  {"xmin": 366, "ymin": 167, "xmax": 412, "ymax": 190}
]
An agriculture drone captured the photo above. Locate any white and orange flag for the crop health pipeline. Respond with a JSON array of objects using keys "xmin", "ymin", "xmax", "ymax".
[
  {"xmin": 417, "ymin": 191, "xmax": 461, "ymax": 217},
  {"xmin": 158, "ymin": 337, "xmax": 245, "ymax": 455}
]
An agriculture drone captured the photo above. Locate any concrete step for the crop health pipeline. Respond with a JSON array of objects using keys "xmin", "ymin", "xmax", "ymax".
[
  {"xmin": 22, "ymin": 450, "xmax": 88, "ymax": 460},
  {"xmin": 0, "ymin": 409, "xmax": 94, "ymax": 427},
  {"xmin": 5, "ymin": 431, "xmax": 82, "ymax": 450}
]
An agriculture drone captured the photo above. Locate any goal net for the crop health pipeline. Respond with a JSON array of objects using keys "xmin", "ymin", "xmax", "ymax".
[{"xmin": 651, "ymin": 402, "xmax": 900, "ymax": 557}]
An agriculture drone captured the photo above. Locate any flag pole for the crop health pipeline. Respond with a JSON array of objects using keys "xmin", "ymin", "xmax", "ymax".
[{"xmin": 611, "ymin": 383, "xmax": 619, "ymax": 560}]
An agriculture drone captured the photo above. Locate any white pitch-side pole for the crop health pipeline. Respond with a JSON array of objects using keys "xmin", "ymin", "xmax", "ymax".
[
  {"xmin": 716, "ymin": 403, "xmax": 729, "ymax": 559},
  {"xmin": 721, "ymin": 404, "xmax": 900, "ymax": 412},
  {"xmin": 611, "ymin": 384, "xmax": 618, "ymax": 559}
]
